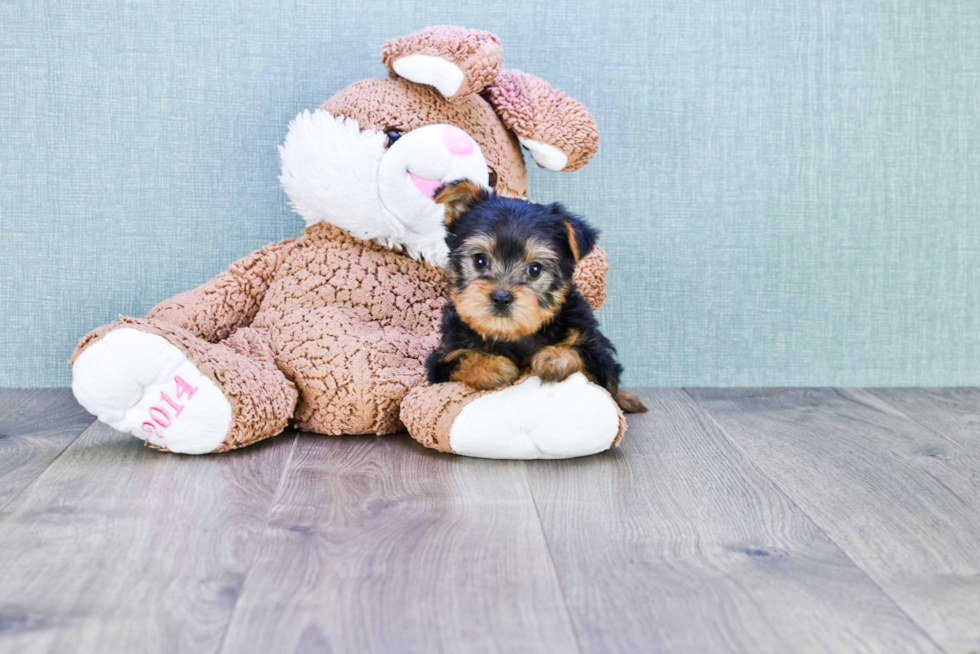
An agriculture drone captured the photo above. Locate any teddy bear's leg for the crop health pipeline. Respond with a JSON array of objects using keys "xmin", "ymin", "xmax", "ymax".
[
  {"xmin": 272, "ymin": 305, "xmax": 436, "ymax": 437},
  {"xmin": 400, "ymin": 373, "xmax": 626, "ymax": 459},
  {"xmin": 71, "ymin": 319, "xmax": 297, "ymax": 454}
]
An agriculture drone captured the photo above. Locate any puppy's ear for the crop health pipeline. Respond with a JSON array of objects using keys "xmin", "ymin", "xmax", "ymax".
[
  {"xmin": 434, "ymin": 180, "xmax": 486, "ymax": 227},
  {"xmin": 549, "ymin": 205, "xmax": 597, "ymax": 263}
]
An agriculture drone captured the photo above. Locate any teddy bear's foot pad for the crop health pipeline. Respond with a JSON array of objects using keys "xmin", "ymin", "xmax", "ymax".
[
  {"xmin": 449, "ymin": 373, "xmax": 621, "ymax": 459},
  {"xmin": 72, "ymin": 329, "xmax": 231, "ymax": 454}
]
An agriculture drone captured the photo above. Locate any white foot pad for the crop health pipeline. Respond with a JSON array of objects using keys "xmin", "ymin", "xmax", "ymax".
[
  {"xmin": 449, "ymin": 373, "xmax": 620, "ymax": 459},
  {"xmin": 71, "ymin": 329, "xmax": 232, "ymax": 454}
]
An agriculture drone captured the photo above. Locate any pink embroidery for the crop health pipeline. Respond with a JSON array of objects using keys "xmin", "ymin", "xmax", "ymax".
[
  {"xmin": 175, "ymin": 376, "xmax": 198, "ymax": 400},
  {"xmin": 142, "ymin": 376, "xmax": 198, "ymax": 439},
  {"xmin": 160, "ymin": 391, "xmax": 184, "ymax": 417},
  {"xmin": 149, "ymin": 406, "xmax": 171, "ymax": 428}
]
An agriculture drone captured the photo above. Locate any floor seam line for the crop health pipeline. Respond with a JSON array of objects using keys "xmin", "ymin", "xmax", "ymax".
[
  {"xmin": 521, "ymin": 461, "xmax": 587, "ymax": 654},
  {"xmin": 213, "ymin": 431, "xmax": 300, "ymax": 654},
  {"xmin": 0, "ymin": 416, "xmax": 96, "ymax": 517},
  {"xmin": 682, "ymin": 387, "xmax": 951, "ymax": 654},
  {"xmin": 854, "ymin": 388, "xmax": 979, "ymax": 460}
]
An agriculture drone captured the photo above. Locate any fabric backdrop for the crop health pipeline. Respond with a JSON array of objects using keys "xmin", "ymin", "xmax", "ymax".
[{"xmin": 2, "ymin": 0, "xmax": 978, "ymax": 388}]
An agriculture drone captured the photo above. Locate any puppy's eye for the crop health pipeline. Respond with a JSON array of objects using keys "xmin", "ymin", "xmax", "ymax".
[
  {"xmin": 385, "ymin": 130, "xmax": 402, "ymax": 148},
  {"xmin": 526, "ymin": 263, "xmax": 542, "ymax": 279},
  {"xmin": 488, "ymin": 170, "xmax": 498, "ymax": 188},
  {"xmin": 474, "ymin": 254, "xmax": 490, "ymax": 270}
]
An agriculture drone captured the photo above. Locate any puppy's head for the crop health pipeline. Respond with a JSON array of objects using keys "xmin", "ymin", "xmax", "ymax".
[{"xmin": 435, "ymin": 180, "xmax": 598, "ymax": 340}]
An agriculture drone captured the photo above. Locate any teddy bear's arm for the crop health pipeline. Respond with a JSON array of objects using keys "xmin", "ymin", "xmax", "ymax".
[
  {"xmin": 574, "ymin": 246, "xmax": 609, "ymax": 311},
  {"xmin": 146, "ymin": 239, "xmax": 295, "ymax": 343}
]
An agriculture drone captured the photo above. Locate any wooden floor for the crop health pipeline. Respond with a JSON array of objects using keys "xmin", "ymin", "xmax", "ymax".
[{"xmin": 1, "ymin": 389, "xmax": 979, "ymax": 653}]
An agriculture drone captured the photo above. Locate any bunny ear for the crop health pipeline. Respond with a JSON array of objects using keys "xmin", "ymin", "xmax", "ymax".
[
  {"xmin": 484, "ymin": 70, "xmax": 599, "ymax": 172},
  {"xmin": 381, "ymin": 26, "xmax": 503, "ymax": 103}
]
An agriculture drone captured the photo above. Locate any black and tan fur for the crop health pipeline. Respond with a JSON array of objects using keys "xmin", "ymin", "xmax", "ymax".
[{"xmin": 427, "ymin": 181, "xmax": 646, "ymax": 413}]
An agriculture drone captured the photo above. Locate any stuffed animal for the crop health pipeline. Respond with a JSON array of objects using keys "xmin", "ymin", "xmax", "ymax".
[{"xmin": 70, "ymin": 25, "xmax": 627, "ymax": 458}]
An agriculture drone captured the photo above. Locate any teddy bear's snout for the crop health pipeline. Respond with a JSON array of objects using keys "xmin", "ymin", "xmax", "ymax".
[
  {"xmin": 378, "ymin": 123, "xmax": 489, "ymax": 203},
  {"xmin": 400, "ymin": 126, "xmax": 476, "ymax": 199},
  {"xmin": 442, "ymin": 125, "xmax": 473, "ymax": 157}
]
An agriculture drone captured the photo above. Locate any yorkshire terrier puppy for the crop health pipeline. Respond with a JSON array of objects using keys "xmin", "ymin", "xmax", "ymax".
[{"xmin": 426, "ymin": 180, "xmax": 647, "ymax": 414}]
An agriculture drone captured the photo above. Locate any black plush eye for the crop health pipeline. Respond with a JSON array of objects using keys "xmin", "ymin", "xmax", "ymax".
[
  {"xmin": 526, "ymin": 263, "xmax": 542, "ymax": 279},
  {"xmin": 474, "ymin": 254, "xmax": 490, "ymax": 270},
  {"xmin": 488, "ymin": 170, "xmax": 498, "ymax": 188},
  {"xmin": 385, "ymin": 130, "xmax": 402, "ymax": 148}
]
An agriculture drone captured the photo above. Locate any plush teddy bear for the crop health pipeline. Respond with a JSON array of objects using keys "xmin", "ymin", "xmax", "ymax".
[{"xmin": 70, "ymin": 25, "xmax": 627, "ymax": 458}]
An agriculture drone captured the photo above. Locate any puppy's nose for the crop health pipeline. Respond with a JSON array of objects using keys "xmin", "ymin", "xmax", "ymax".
[
  {"xmin": 443, "ymin": 125, "xmax": 474, "ymax": 157},
  {"xmin": 491, "ymin": 290, "xmax": 514, "ymax": 307}
]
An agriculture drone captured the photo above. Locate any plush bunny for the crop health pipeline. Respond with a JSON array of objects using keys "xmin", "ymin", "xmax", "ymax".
[{"xmin": 70, "ymin": 26, "xmax": 626, "ymax": 458}]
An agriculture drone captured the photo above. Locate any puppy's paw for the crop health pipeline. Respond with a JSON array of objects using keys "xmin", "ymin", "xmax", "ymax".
[
  {"xmin": 452, "ymin": 352, "xmax": 519, "ymax": 390},
  {"xmin": 531, "ymin": 346, "xmax": 584, "ymax": 383}
]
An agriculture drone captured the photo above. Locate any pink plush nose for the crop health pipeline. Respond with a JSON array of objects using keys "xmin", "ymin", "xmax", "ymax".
[{"xmin": 442, "ymin": 125, "xmax": 474, "ymax": 157}]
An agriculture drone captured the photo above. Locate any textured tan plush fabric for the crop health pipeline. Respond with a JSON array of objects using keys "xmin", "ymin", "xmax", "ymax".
[
  {"xmin": 144, "ymin": 240, "xmax": 297, "ymax": 343},
  {"xmin": 572, "ymin": 245, "xmax": 608, "ymax": 309},
  {"xmin": 73, "ymin": 220, "xmax": 611, "ymax": 452},
  {"xmin": 381, "ymin": 26, "xmax": 503, "ymax": 103}
]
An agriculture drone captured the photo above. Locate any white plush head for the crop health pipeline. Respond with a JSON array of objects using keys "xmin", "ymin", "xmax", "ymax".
[
  {"xmin": 280, "ymin": 110, "xmax": 490, "ymax": 266},
  {"xmin": 279, "ymin": 26, "xmax": 599, "ymax": 267}
]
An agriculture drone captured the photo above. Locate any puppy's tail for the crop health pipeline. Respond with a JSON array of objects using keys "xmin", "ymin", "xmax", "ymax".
[{"xmin": 613, "ymin": 390, "xmax": 648, "ymax": 414}]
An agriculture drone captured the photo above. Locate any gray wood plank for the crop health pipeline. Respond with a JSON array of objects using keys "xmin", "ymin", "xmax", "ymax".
[
  {"xmin": 524, "ymin": 388, "xmax": 941, "ymax": 654},
  {"xmin": 0, "ymin": 389, "xmax": 95, "ymax": 509},
  {"xmin": 218, "ymin": 434, "xmax": 580, "ymax": 654},
  {"xmin": 864, "ymin": 388, "xmax": 980, "ymax": 455},
  {"xmin": 0, "ymin": 421, "xmax": 297, "ymax": 654},
  {"xmin": 688, "ymin": 388, "xmax": 980, "ymax": 654}
]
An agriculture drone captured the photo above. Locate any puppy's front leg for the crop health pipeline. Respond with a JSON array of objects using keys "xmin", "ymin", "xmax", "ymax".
[
  {"xmin": 531, "ymin": 331, "xmax": 586, "ymax": 383},
  {"xmin": 429, "ymin": 346, "xmax": 519, "ymax": 389},
  {"xmin": 449, "ymin": 351, "xmax": 520, "ymax": 390}
]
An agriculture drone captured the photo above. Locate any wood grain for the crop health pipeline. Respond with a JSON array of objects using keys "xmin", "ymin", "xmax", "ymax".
[
  {"xmin": 0, "ymin": 421, "xmax": 297, "ymax": 654},
  {"xmin": 865, "ymin": 387, "xmax": 980, "ymax": 455},
  {"xmin": 688, "ymin": 388, "xmax": 980, "ymax": 653},
  {"xmin": 0, "ymin": 389, "xmax": 94, "ymax": 510},
  {"xmin": 218, "ymin": 433, "xmax": 580, "ymax": 654},
  {"xmin": 5, "ymin": 388, "xmax": 980, "ymax": 653},
  {"xmin": 524, "ymin": 388, "xmax": 940, "ymax": 654}
]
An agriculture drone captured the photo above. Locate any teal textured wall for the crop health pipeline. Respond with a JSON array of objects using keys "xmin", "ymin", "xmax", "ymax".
[{"xmin": 2, "ymin": 0, "xmax": 979, "ymax": 388}]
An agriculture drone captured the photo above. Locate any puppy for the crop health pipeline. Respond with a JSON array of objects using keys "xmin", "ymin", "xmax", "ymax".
[{"xmin": 426, "ymin": 180, "xmax": 647, "ymax": 414}]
